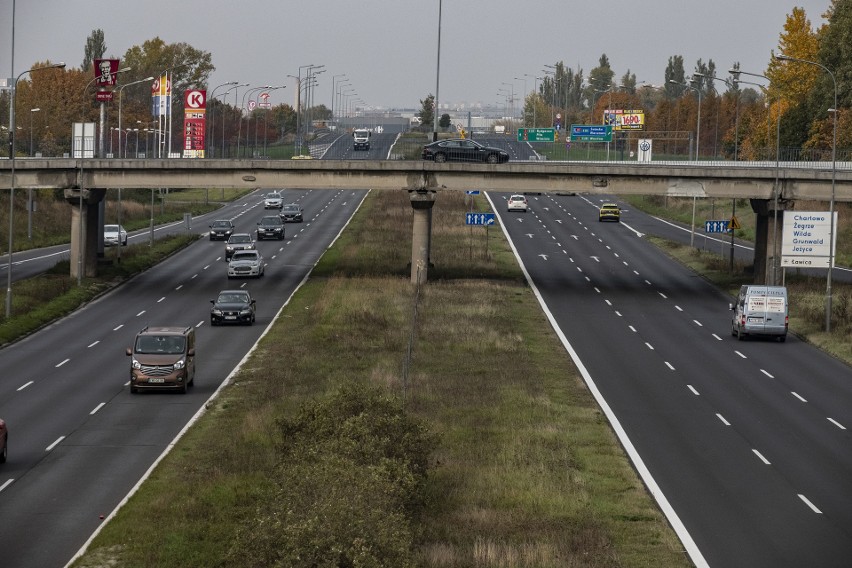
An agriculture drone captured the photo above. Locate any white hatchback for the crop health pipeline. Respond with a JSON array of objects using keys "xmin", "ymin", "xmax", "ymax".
[{"xmin": 507, "ymin": 194, "xmax": 528, "ymax": 212}]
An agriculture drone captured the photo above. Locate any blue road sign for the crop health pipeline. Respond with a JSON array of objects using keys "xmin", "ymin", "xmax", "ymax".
[
  {"xmin": 465, "ymin": 213, "xmax": 496, "ymax": 226},
  {"xmin": 704, "ymin": 220, "xmax": 730, "ymax": 233},
  {"xmin": 465, "ymin": 190, "xmax": 481, "ymax": 195}
]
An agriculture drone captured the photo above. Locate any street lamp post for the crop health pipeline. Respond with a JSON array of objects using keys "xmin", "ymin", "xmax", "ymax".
[
  {"xmin": 207, "ymin": 81, "xmax": 238, "ymax": 159},
  {"xmin": 117, "ymin": 76, "xmax": 155, "ymax": 158},
  {"xmin": 432, "ymin": 0, "xmax": 443, "ymax": 142},
  {"xmin": 29, "ymin": 107, "xmax": 40, "ymax": 156},
  {"xmin": 220, "ymin": 83, "xmax": 247, "ymax": 157},
  {"xmin": 669, "ymin": 79, "xmax": 702, "ymax": 160},
  {"xmin": 7, "ymin": 62, "xmax": 66, "ymax": 318},
  {"xmin": 776, "ymin": 53, "xmax": 837, "ymax": 332}
]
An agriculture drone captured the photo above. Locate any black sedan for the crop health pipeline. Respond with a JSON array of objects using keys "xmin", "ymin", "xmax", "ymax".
[
  {"xmin": 210, "ymin": 289, "xmax": 256, "ymax": 326},
  {"xmin": 280, "ymin": 203, "xmax": 304, "ymax": 223},
  {"xmin": 209, "ymin": 219, "xmax": 236, "ymax": 241},
  {"xmin": 421, "ymin": 138, "xmax": 510, "ymax": 164}
]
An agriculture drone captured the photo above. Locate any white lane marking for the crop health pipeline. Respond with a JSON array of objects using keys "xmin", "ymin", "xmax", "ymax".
[
  {"xmin": 658, "ymin": 292, "xmax": 668, "ymax": 299},
  {"xmin": 752, "ymin": 449, "xmax": 771, "ymax": 465},
  {"xmin": 675, "ymin": 305, "xmax": 683, "ymax": 312},
  {"xmin": 633, "ymin": 270, "xmax": 640, "ymax": 276},
  {"xmin": 175, "ymin": 285, "xmax": 183, "ymax": 291},
  {"xmin": 46, "ymin": 436, "xmax": 66, "ymax": 452},
  {"xmin": 196, "ymin": 321, "xmax": 204, "ymax": 328},
  {"xmin": 629, "ymin": 326, "xmax": 637, "ymax": 332},
  {"xmin": 605, "ymin": 299, "xmax": 612, "ymax": 306},
  {"xmin": 0, "ymin": 479, "xmax": 14, "ymax": 492},
  {"xmin": 693, "ymin": 320, "xmax": 703, "ymax": 327},
  {"xmin": 688, "ymin": 385, "xmax": 700, "ymax": 395},
  {"xmin": 18, "ymin": 381, "xmax": 34, "ymax": 391},
  {"xmin": 594, "ymin": 287, "xmax": 601, "ymax": 293},
  {"xmin": 645, "ymin": 279, "xmax": 652, "ymax": 285},
  {"xmin": 113, "ymin": 325, "xmax": 123, "ymax": 331},
  {"xmin": 621, "ymin": 221, "xmax": 645, "ymax": 238},
  {"xmin": 191, "ymin": 274, "xmax": 198, "ymax": 279},
  {"xmin": 56, "ymin": 358, "xmax": 69, "ymax": 367},
  {"xmin": 203, "ymin": 264, "xmax": 210, "ymax": 270},
  {"xmin": 712, "ymin": 334, "xmax": 723, "ymax": 341},
  {"xmin": 760, "ymin": 369, "xmax": 774, "ymax": 378},
  {"xmin": 799, "ymin": 494, "xmax": 823, "ymax": 514},
  {"xmin": 791, "ymin": 392, "xmax": 808, "ymax": 402},
  {"xmin": 645, "ymin": 342, "xmax": 654, "ymax": 350},
  {"xmin": 157, "ymin": 297, "xmax": 165, "ymax": 303},
  {"xmin": 584, "ymin": 276, "xmax": 591, "ymax": 282},
  {"xmin": 577, "ymin": 267, "xmax": 583, "ymax": 273},
  {"xmin": 827, "ymin": 417, "xmax": 846, "ymax": 430},
  {"xmin": 90, "ymin": 402, "xmax": 106, "ymax": 415},
  {"xmin": 717, "ymin": 414, "xmax": 731, "ymax": 426},
  {"xmin": 88, "ymin": 341, "xmax": 99, "ymax": 348},
  {"xmin": 136, "ymin": 311, "xmax": 145, "ymax": 317},
  {"xmin": 614, "ymin": 252, "xmax": 620, "ymax": 258},
  {"xmin": 735, "ymin": 351, "xmax": 747, "ymax": 359},
  {"xmin": 665, "ymin": 362, "xmax": 675, "ymax": 371},
  {"xmin": 615, "ymin": 311, "xmax": 622, "ymax": 317}
]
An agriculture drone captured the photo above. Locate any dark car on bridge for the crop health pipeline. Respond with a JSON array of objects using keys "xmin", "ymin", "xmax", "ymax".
[{"xmin": 421, "ymin": 138, "xmax": 510, "ymax": 164}]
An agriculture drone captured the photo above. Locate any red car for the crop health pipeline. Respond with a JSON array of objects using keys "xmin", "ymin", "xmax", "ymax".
[{"xmin": 0, "ymin": 418, "xmax": 7, "ymax": 463}]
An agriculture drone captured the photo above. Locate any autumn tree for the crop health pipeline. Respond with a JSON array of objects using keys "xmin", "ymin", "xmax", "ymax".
[
  {"xmin": 664, "ymin": 55, "xmax": 686, "ymax": 98},
  {"xmin": 82, "ymin": 29, "xmax": 106, "ymax": 72},
  {"xmin": 584, "ymin": 54, "xmax": 615, "ymax": 109},
  {"xmin": 765, "ymin": 7, "xmax": 819, "ymax": 105},
  {"xmin": 418, "ymin": 94, "xmax": 435, "ymax": 130}
]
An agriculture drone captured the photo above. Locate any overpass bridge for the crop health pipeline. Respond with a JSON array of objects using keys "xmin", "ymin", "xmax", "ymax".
[{"xmin": 2, "ymin": 158, "xmax": 850, "ymax": 283}]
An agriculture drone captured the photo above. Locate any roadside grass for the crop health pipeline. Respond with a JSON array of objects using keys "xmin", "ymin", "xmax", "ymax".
[{"xmin": 71, "ymin": 189, "xmax": 691, "ymax": 568}]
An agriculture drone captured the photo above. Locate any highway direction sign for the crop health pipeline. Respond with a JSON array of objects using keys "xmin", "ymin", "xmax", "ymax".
[
  {"xmin": 570, "ymin": 124, "xmax": 612, "ymax": 142},
  {"xmin": 465, "ymin": 213, "xmax": 496, "ymax": 226},
  {"xmin": 517, "ymin": 128, "xmax": 555, "ymax": 142},
  {"xmin": 465, "ymin": 190, "xmax": 480, "ymax": 195},
  {"xmin": 704, "ymin": 220, "xmax": 730, "ymax": 233}
]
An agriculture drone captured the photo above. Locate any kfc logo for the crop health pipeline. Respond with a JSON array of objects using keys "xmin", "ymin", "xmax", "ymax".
[{"xmin": 94, "ymin": 59, "xmax": 119, "ymax": 86}]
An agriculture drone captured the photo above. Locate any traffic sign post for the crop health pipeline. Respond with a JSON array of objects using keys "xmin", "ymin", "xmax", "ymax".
[
  {"xmin": 570, "ymin": 124, "xmax": 612, "ymax": 142},
  {"xmin": 517, "ymin": 128, "xmax": 555, "ymax": 142},
  {"xmin": 704, "ymin": 220, "xmax": 730, "ymax": 233}
]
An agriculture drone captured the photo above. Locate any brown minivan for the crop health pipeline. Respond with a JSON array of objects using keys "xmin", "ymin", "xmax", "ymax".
[{"xmin": 126, "ymin": 326, "xmax": 196, "ymax": 393}]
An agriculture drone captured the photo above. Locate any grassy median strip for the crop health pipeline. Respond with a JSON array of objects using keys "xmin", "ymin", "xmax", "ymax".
[{"xmin": 72, "ymin": 190, "xmax": 690, "ymax": 568}]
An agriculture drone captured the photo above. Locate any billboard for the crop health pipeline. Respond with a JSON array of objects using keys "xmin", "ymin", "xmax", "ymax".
[
  {"xmin": 183, "ymin": 89, "xmax": 207, "ymax": 158},
  {"xmin": 603, "ymin": 109, "xmax": 645, "ymax": 131},
  {"xmin": 151, "ymin": 75, "xmax": 171, "ymax": 116},
  {"xmin": 93, "ymin": 59, "xmax": 119, "ymax": 87}
]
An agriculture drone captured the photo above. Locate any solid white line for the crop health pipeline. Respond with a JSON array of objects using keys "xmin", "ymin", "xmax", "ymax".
[
  {"xmin": 761, "ymin": 369, "xmax": 774, "ymax": 378},
  {"xmin": 486, "ymin": 193, "xmax": 710, "ymax": 568},
  {"xmin": 752, "ymin": 449, "xmax": 771, "ymax": 465},
  {"xmin": 688, "ymin": 385, "xmax": 700, "ymax": 395},
  {"xmin": 735, "ymin": 351, "xmax": 747, "ymax": 359},
  {"xmin": 56, "ymin": 358, "xmax": 69, "ymax": 368},
  {"xmin": 88, "ymin": 341, "xmax": 99, "ymax": 348},
  {"xmin": 0, "ymin": 479, "xmax": 14, "ymax": 492},
  {"xmin": 791, "ymin": 391, "xmax": 808, "ymax": 402},
  {"xmin": 665, "ymin": 362, "xmax": 675, "ymax": 371},
  {"xmin": 17, "ymin": 381, "xmax": 33, "ymax": 391},
  {"xmin": 717, "ymin": 414, "xmax": 731, "ymax": 426},
  {"xmin": 90, "ymin": 403, "xmax": 106, "ymax": 415},
  {"xmin": 827, "ymin": 417, "xmax": 846, "ymax": 430},
  {"xmin": 798, "ymin": 494, "xmax": 823, "ymax": 514},
  {"xmin": 46, "ymin": 436, "xmax": 65, "ymax": 452}
]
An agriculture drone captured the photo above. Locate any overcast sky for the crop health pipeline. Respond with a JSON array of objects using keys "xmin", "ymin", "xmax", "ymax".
[{"xmin": 1, "ymin": 1, "xmax": 833, "ymax": 111}]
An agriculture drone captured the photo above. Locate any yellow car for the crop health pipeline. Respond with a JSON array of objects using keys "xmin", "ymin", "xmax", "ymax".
[{"xmin": 598, "ymin": 203, "xmax": 621, "ymax": 222}]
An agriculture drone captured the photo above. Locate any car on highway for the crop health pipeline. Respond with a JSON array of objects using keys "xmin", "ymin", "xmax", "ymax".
[
  {"xmin": 209, "ymin": 219, "xmax": 235, "ymax": 241},
  {"xmin": 127, "ymin": 326, "xmax": 196, "ymax": 394},
  {"xmin": 421, "ymin": 138, "xmax": 510, "ymax": 164},
  {"xmin": 264, "ymin": 192, "xmax": 284, "ymax": 209},
  {"xmin": 210, "ymin": 289, "xmax": 256, "ymax": 326},
  {"xmin": 507, "ymin": 194, "xmax": 528, "ymax": 212},
  {"xmin": 0, "ymin": 418, "xmax": 7, "ymax": 463},
  {"xmin": 256, "ymin": 215, "xmax": 285, "ymax": 240},
  {"xmin": 280, "ymin": 203, "xmax": 304, "ymax": 223},
  {"xmin": 103, "ymin": 224, "xmax": 128, "ymax": 246},
  {"xmin": 225, "ymin": 233, "xmax": 255, "ymax": 260},
  {"xmin": 598, "ymin": 203, "xmax": 621, "ymax": 222},
  {"xmin": 228, "ymin": 249, "xmax": 265, "ymax": 278}
]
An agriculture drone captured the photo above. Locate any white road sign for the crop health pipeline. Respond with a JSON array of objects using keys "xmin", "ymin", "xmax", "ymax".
[{"xmin": 781, "ymin": 211, "xmax": 837, "ymax": 268}]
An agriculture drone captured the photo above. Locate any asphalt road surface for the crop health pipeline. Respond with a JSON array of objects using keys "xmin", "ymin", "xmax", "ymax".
[
  {"xmin": 0, "ymin": 188, "xmax": 368, "ymax": 568},
  {"xmin": 490, "ymin": 191, "xmax": 852, "ymax": 568}
]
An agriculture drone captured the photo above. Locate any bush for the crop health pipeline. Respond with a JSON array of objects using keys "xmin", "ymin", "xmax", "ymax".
[{"xmin": 227, "ymin": 382, "xmax": 437, "ymax": 567}]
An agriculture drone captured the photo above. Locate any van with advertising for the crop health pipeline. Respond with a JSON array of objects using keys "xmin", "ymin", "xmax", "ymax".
[
  {"xmin": 352, "ymin": 128, "xmax": 371, "ymax": 151},
  {"xmin": 126, "ymin": 326, "xmax": 196, "ymax": 393},
  {"xmin": 730, "ymin": 285, "xmax": 788, "ymax": 342}
]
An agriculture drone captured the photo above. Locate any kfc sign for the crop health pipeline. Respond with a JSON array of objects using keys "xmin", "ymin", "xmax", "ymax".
[{"xmin": 94, "ymin": 59, "xmax": 120, "ymax": 87}]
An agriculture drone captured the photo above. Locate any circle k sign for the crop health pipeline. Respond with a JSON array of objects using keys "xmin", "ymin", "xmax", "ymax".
[{"xmin": 185, "ymin": 90, "xmax": 207, "ymax": 109}]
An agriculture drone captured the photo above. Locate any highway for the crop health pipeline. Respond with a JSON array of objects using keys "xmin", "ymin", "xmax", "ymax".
[
  {"xmin": 491, "ymin": 191, "xmax": 852, "ymax": 567},
  {"xmin": 0, "ymin": 187, "xmax": 369, "ymax": 568}
]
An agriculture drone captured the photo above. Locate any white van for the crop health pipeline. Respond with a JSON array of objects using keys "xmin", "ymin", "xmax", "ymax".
[{"xmin": 730, "ymin": 285, "xmax": 788, "ymax": 342}]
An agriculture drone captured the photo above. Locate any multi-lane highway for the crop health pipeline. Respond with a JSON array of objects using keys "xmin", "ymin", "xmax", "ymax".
[
  {"xmin": 491, "ymin": 192, "xmax": 852, "ymax": 567},
  {"xmin": 0, "ymin": 188, "xmax": 368, "ymax": 568}
]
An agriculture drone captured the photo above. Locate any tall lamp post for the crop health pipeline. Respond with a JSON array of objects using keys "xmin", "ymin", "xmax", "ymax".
[
  {"xmin": 432, "ymin": 0, "xmax": 443, "ymax": 142},
  {"xmin": 7, "ymin": 62, "xmax": 66, "ymax": 318},
  {"xmin": 669, "ymin": 79, "xmax": 702, "ymax": 160},
  {"xmin": 220, "ymin": 83, "xmax": 247, "ymax": 157},
  {"xmin": 776, "ymin": 53, "xmax": 837, "ymax": 332},
  {"xmin": 29, "ymin": 107, "xmax": 40, "ymax": 156},
  {"xmin": 117, "ymin": 76, "xmax": 154, "ymax": 158},
  {"xmin": 207, "ymin": 81, "xmax": 238, "ymax": 158}
]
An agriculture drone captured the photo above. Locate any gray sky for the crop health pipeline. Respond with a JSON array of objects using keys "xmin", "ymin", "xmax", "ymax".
[{"xmin": 1, "ymin": 1, "xmax": 833, "ymax": 111}]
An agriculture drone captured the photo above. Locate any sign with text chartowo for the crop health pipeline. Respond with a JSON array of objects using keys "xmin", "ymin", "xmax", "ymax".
[{"xmin": 781, "ymin": 211, "xmax": 838, "ymax": 268}]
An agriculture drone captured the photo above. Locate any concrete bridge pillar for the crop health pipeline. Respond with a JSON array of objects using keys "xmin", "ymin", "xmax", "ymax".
[
  {"xmin": 64, "ymin": 188, "xmax": 106, "ymax": 279},
  {"xmin": 409, "ymin": 190, "xmax": 437, "ymax": 284},
  {"xmin": 750, "ymin": 198, "xmax": 787, "ymax": 285}
]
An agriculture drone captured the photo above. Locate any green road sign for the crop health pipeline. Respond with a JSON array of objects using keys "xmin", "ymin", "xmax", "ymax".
[
  {"xmin": 517, "ymin": 128, "xmax": 555, "ymax": 142},
  {"xmin": 570, "ymin": 124, "xmax": 612, "ymax": 142}
]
